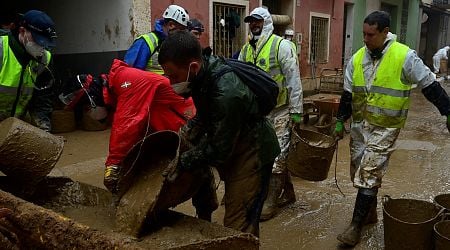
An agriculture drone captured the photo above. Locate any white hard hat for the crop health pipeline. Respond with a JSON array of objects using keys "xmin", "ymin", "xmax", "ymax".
[
  {"xmin": 285, "ymin": 29, "xmax": 294, "ymax": 36},
  {"xmin": 162, "ymin": 5, "xmax": 190, "ymax": 26}
]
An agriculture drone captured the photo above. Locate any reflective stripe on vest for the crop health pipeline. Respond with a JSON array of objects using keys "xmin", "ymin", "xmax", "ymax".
[
  {"xmin": 352, "ymin": 42, "xmax": 410, "ymax": 128},
  {"xmin": 242, "ymin": 35, "xmax": 287, "ymax": 107},
  {"xmin": 139, "ymin": 33, "xmax": 164, "ymax": 75},
  {"xmin": 0, "ymin": 36, "xmax": 37, "ymax": 118}
]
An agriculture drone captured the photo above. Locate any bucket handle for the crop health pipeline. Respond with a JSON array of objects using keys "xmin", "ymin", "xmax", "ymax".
[
  {"xmin": 291, "ymin": 127, "xmax": 336, "ymax": 147},
  {"xmin": 439, "ymin": 211, "xmax": 450, "ymax": 221}
]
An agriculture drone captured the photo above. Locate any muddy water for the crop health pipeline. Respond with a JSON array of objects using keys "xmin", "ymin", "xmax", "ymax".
[{"xmin": 51, "ymin": 83, "xmax": 450, "ymax": 249}]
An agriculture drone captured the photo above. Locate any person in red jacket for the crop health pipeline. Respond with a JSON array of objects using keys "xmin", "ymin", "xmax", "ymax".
[{"xmin": 59, "ymin": 59, "xmax": 196, "ymax": 192}]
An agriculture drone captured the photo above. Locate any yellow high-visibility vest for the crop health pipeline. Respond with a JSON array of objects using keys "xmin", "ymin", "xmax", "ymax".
[
  {"xmin": 241, "ymin": 35, "xmax": 288, "ymax": 107},
  {"xmin": 139, "ymin": 32, "xmax": 164, "ymax": 75},
  {"xmin": 352, "ymin": 41, "xmax": 411, "ymax": 128}
]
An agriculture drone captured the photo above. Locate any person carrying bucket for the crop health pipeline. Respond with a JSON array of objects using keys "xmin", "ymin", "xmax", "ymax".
[{"xmin": 333, "ymin": 11, "xmax": 450, "ymax": 247}]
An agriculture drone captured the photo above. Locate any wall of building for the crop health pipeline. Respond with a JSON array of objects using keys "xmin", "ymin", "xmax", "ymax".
[{"xmin": 295, "ymin": 0, "xmax": 345, "ymax": 91}]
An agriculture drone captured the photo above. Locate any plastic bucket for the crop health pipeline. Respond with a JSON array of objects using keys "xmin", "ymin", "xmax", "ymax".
[
  {"xmin": 383, "ymin": 196, "xmax": 444, "ymax": 250},
  {"xmin": 434, "ymin": 194, "xmax": 450, "ymax": 212},
  {"xmin": 434, "ymin": 220, "xmax": 450, "ymax": 250},
  {"xmin": 287, "ymin": 128, "xmax": 336, "ymax": 181}
]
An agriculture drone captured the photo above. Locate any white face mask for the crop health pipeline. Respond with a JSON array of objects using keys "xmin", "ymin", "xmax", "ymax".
[
  {"xmin": 20, "ymin": 31, "xmax": 45, "ymax": 59},
  {"xmin": 171, "ymin": 63, "xmax": 193, "ymax": 95}
]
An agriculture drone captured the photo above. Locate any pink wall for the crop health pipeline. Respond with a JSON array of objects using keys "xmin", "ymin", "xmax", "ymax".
[
  {"xmin": 295, "ymin": 0, "xmax": 344, "ymax": 78},
  {"xmin": 151, "ymin": 0, "xmax": 259, "ymax": 48},
  {"xmin": 150, "ymin": 1, "xmax": 344, "ymax": 80}
]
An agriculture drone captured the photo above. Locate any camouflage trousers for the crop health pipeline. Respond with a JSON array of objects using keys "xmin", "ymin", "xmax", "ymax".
[
  {"xmin": 267, "ymin": 106, "xmax": 291, "ymax": 174},
  {"xmin": 350, "ymin": 120, "xmax": 400, "ymax": 189}
]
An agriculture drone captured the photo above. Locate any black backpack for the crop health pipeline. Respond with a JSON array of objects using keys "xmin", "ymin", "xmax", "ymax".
[{"xmin": 212, "ymin": 58, "xmax": 279, "ymax": 116}]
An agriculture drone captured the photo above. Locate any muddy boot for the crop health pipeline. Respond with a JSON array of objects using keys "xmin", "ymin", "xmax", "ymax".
[
  {"xmin": 337, "ymin": 191, "xmax": 377, "ymax": 247},
  {"xmin": 278, "ymin": 173, "xmax": 296, "ymax": 207},
  {"xmin": 260, "ymin": 174, "xmax": 283, "ymax": 221},
  {"xmin": 365, "ymin": 201, "xmax": 378, "ymax": 225}
]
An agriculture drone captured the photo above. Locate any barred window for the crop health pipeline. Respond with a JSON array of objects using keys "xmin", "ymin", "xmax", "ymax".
[
  {"xmin": 213, "ymin": 3, "xmax": 246, "ymax": 58},
  {"xmin": 310, "ymin": 13, "xmax": 330, "ymax": 64}
]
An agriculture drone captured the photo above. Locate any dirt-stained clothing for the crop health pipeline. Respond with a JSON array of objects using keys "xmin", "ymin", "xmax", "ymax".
[
  {"xmin": 238, "ymin": 7, "xmax": 302, "ymax": 174},
  {"xmin": 344, "ymin": 33, "xmax": 437, "ymax": 189},
  {"xmin": 179, "ymin": 55, "xmax": 280, "ymax": 235}
]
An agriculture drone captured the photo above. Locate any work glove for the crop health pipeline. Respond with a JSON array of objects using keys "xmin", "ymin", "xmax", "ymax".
[
  {"xmin": 103, "ymin": 165, "xmax": 122, "ymax": 194},
  {"xmin": 333, "ymin": 120, "xmax": 344, "ymax": 141},
  {"xmin": 290, "ymin": 113, "xmax": 302, "ymax": 124},
  {"xmin": 447, "ymin": 115, "xmax": 450, "ymax": 133}
]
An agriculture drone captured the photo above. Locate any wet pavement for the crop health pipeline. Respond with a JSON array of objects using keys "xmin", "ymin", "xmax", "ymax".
[{"xmin": 47, "ymin": 81, "xmax": 450, "ymax": 249}]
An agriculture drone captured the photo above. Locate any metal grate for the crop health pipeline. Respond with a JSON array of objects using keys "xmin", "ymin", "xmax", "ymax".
[
  {"xmin": 310, "ymin": 16, "xmax": 329, "ymax": 64},
  {"xmin": 213, "ymin": 3, "xmax": 246, "ymax": 58}
]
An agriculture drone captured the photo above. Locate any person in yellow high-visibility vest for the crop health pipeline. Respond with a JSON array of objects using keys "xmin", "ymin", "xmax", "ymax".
[
  {"xmin": 0, "ymin": 10, "xmax": 56, "ymax": 128},
  {"xmin": 239, "ymin": 7, "xmax": 303, "ymax": 221},
  {"xmin": 334, "ymin": 11, "xmax": 450, "ymax": 247},
  {"xmin": 124, "ymin": 5, "xmax": 189, "ymax": 74}
]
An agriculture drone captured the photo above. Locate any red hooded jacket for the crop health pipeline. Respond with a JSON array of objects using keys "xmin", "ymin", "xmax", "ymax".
[{"xmin": 105, "ymin": 59, "xmax": 195, "ymax": 166}]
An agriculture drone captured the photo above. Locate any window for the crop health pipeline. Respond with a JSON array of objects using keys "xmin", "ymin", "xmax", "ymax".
[
  {"xmin": 213, "ymin": 3, "xmax": 246, "ymax": 58},
  {"xmin": 309, "ymin": 13, "xmax": 330, "ymax": 64}
]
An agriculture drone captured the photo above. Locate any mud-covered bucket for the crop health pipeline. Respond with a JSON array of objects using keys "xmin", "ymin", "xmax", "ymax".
[
  {"xmin": 383, "ymin": 195, "xmax": 444, "ymax": 250},
  {"xmin": 0, "ymin": 117, "xmax": 64, "ymax": 182},
  {"xmin": 287, "ymin": 128, "xmax": 336, "ymax": 181},
  {"xmin": 434, "ymin": 220, "xmax": 450, "ymax": 250},
  {"xmin": 434, "ymin": 194, "xmax": 450, "ymax": 212}
]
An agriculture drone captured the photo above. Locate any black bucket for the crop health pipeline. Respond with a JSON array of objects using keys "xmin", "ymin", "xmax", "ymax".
[
  {"xmin": 434, "ymin": 194, "xmax": 450, "ymax": 212},
  {"xmin": 434, "ymin": 220, "xmax": 450, "ymax": 250},
  {"xmin": 287, "ymin": 128, "xmax": 336, "ymax": 181},
  {"xmin": 383, "ymin": 196, "xmax": 444, "ymax": 250}
]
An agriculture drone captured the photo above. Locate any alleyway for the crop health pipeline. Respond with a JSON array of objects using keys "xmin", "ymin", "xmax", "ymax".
[{"xmin": 50, "ymin": 82, "xmax": 450, "ymax": 249}]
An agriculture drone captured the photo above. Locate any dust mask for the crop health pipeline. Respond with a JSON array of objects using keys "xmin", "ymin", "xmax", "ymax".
[
  {"xmin": 172, "ymin": 63, "xmax": 193, "ymax": 95},
  {"xmin": 21, "ymin": 31, "xmax": 45, "ymax": 59}
]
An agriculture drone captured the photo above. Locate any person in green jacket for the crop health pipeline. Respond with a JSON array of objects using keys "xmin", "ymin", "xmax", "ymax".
[
  {"xmin": 158, "ymin": 30, "xmax": 280, "ymax": 236},
  {"xmin": 0, "ymin": 10, "xmax": 56, "ymax": 127},
  {"xmin": 334, "ymin": 11, "xmax": 450, "ymax": 247}
]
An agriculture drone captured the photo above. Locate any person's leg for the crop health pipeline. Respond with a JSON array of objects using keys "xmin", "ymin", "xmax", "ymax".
[
  {"xmin": 223, "ymin": 161, "xmax": 272, "ymax": 237},
  {"xmin": 433, "ymin": 56, "xmax": 440, "ymax": 74},
  {"xmin": 338, "ymin": 122, "xmax": 400, "ymax": 246},
  {"xmin": 192, "ymin": 167, "xmax": 219, "ymax": 222},
  {"xmin": 337, "ymin": 187, "xmax": 378, "ymax": 246},
  {"xmin": 261, "ymin": 108, "xmax": 293, "ymax": 220}
]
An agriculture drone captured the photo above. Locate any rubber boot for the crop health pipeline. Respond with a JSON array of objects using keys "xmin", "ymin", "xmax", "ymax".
[
  {"xmin": 365, "ymin": 201, "xmax": 378, "ymax": 225},
  {"xmin": 260, "ymin": 174, "xmax": 284, "ymax": 221},
  {"xmin": 278, "ymin": 173, "xmax": 296, "ymax": 207},
  {"xmin": 337, "ymin": 192, "xmax": 377, "ymax": 246}
]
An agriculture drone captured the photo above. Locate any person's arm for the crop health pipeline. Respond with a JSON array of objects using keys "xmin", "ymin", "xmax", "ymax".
[
  {"xmin": 278, "ymin": 39, "xmax": 302, "ymax": 114},
  {"xmin": 403, "ymin": 50, "xmax": 450, "ymax": 129},
  {"xmin": 123, "ymin": 38, "xmax": 151, "ymax": 70},
  {"xmin": 179, "ymin": 73, "xmax": 246, "ymax": 169}
]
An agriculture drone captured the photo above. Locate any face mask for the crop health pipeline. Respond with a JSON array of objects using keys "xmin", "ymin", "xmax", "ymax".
[
  {"xmin": 21, "ymin": 31, "xmax": 45, "ymax": 59},
  {"xmin": 172, "ymin": 63, "xmax": 193, "ymax": 95}
]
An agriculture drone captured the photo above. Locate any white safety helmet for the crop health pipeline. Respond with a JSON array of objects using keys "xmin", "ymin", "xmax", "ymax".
[
  {"xmin": 285, "ymin": 29, "xmax": 294, "ymax": 36},
  {"xmin": 162, "ymin": 5, "xmax": 190, "ymax": 27}
]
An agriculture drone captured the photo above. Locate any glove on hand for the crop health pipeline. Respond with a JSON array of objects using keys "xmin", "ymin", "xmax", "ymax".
[
  {"xmin": 333, "ymin": 120, "xmax": 344, "ymax": 141},
  {"xmin": 104, "ymin": 165, "xmax": 122, "ymax": 194},
  {"xmin": 291, "ymin": 113, "xmax": 302, "ymax": 124}
]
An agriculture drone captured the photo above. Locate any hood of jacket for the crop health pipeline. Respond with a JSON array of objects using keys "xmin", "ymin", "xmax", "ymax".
[{"xmin": 248, "ymin": 7, "xmax": 274, "ymax": 54}]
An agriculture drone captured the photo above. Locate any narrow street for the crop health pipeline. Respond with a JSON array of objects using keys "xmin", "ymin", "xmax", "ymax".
[{"xmin": 50, "ymin": 81, "xmax": 450, "ymax": 249}]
